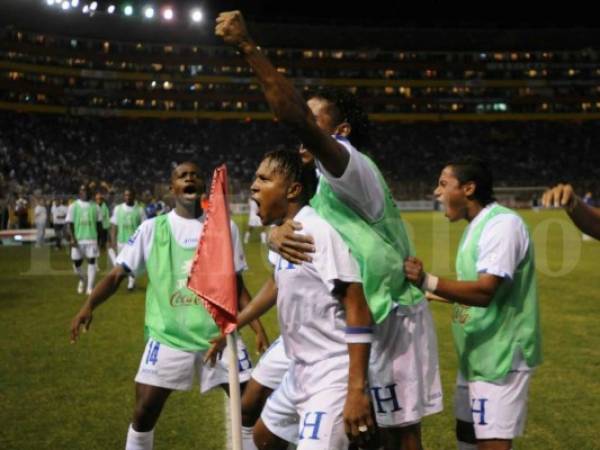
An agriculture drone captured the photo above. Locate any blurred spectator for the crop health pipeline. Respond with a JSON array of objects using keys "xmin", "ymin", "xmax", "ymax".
[
  {"xmin": 33, "ymin": 198, "xmax": 47, "ymax": 247},
  {"xmin": 15, "ymin": 195, "xmax": 29, "ymax": 228}
]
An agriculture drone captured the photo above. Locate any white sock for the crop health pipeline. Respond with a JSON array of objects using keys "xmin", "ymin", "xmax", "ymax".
[
  {"xmin": 126, "ymin": 424, "xmax": 154, "ymax": 450},
  {"xmin": 128, "ymin": 276, "xmax": 135, "ymax": 289},
  {"xmin": 241, "ymin": 426, "xmax": 257, "ymax": 450},
  {"xmin": 457, "ymin": 441, "xmax": 477, "ymax": 450},
  {"xmin": 72, "ymin": 263, "xmax": 85, "ymax": 281},
  {"xmin": 87, "ymin": 263, "xmax": 97, "ymax": 291},
  {"xmin": 243, "ymin": 231, "xmax": 250, "ymax": 244},
  {"xmin": 260, "ymin": 232, "xmax": 266, "ymax": 244}
]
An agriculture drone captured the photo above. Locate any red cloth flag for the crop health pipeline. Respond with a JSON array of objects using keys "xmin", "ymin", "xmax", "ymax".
[{"xmin": 187, "ymin": 165, "xmax": 238, "ymax": 335}]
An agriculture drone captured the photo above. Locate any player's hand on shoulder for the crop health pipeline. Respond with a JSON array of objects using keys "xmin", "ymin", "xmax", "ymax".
[
  {"xmin": 542, "ymin": 183, "xmax": 579, "ymax": 210},
  {"xmin": 404, "ymin": 256, "xmax": 425, "ymax": 286},
  {"xmin": 268, "ymin": 219, "xmax": 315, "ymax": 264},
  {"xmin": 70, "ymin": 306, "xmax": 93, "ymax": 343}
]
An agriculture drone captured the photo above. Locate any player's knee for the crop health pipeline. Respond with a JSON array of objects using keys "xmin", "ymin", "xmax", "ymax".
[
  {"xmin": 252, "ymin": 419, "xmax": 286, "ymax": 450},
  {"xmin": 132, "ymin": 398, "xmax": 163, "ymax": 430},
  {"xmin": 72, "ymin": 259, "xmax": 83, "ymax": 267},
  {"xmin": 88, "ymin": 258, "xmax": 96, "ymax": 264},
  {"xmin": 456, "ymin": 419, "xmax": 477, "ymax": 444}
]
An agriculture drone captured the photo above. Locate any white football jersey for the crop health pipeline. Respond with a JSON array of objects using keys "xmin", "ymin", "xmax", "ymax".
[{"xmin": 272, "ymin": 206, "xmax": 361, "ymax": 365}]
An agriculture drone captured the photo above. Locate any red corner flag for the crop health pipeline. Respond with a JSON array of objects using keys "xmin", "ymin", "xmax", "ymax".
[{"xmin": 187, "ymin": 165, "xmax": 237, "ymax": 335}]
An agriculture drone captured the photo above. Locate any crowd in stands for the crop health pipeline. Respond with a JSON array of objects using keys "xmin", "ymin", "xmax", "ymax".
[{"xmin": 1, "ymin": 111, "xmax": 599, "ymax": 228}]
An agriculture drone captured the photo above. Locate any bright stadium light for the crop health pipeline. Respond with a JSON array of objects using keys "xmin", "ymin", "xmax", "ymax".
[
  {"xmin": 46, "ymin": 0, "xmax": 56, "ymax": 6},
  {"xmin": 190, "ymin": 8, "xmax": 203, "ymax": 23},
  {"xmin": 82, "ymin": 4, "xmax": 89, "ymax": 13},
  {"xmin": 61, "ymin": 1, "xmax": 70, "ymax": 10},
  {"xmin": 107, "ymin": 4, "xmax": 115, "ymax": 14},
  {"xmin": 144, "ymin": 6, "xmax": 155, "ymax": 19},
  {"xmin": 90, "ymin": 1, "xmax": 97, "ymax": 11},
  {"xmin": 70, "ymin": 0, "xmax": 79, "ymax": 7},
  {"xmin": 162, "ymin": 7, "xmax": 174, "ymax": 21},
  {"xmin": 123, "ymin": 5, "xmax": 133, "ymax": 16}
]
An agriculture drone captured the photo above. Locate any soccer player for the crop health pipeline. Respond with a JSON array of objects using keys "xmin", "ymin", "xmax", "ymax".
[
  {"xmin": 249, "ymin": 149, "xmax": 373, "ymax": 449},
  {"xmin": 110, "ymin": 188, "xmax": 146, "ymax": 290},
  {"xmin": 244, "ymin": 197, "xmax": 266, "ymax": 244},
  {"xmin": 216, "ymin": 11, "xmax": 442, "ymax": 449},
  {"xmin": 70, "ymin": 162, "xmax": 267, "ymax": 450},
  {"xmin": 96, "ymin": 192, "xmax": 110, "ymax": 251},
  {"xmin": 51, "ymin": 198, "xmax": 68, "ymax": 249},
  {"xmin": 67, "ymin": 184, "xmax": 102, "ymax": 295},
  {"xmin": 542, "ymin": 183, "xmax": 600, "ymax": 240},
  {"xmin": 33, "ymin": 198, "xmax": 47, "ymax": 247},
  {"xmin": 404, "ymin": 159, "xmax": 542, "ymax": 450}
]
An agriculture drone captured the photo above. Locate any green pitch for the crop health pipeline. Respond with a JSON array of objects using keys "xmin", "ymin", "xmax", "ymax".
[{"xmin": 0, "ymin": 210, "xmax": 598, "ymax": 449}]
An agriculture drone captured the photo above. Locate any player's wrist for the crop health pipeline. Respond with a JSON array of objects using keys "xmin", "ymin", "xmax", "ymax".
[
  {"xmin": 238, "ymin": 39, "xmax": 259, "ymax": 55},
  {"xmin": 420, "ymin": 272, "xmax": 439, "ymax": 293}
]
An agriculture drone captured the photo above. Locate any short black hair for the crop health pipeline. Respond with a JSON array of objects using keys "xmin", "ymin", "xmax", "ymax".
[
  {"xmin": 446, "ymin": 158, "xmax": 495, "ymax": 206},
  {"xmin": 306, "ymin": 87, "xmax": 370, "ymax": 149},
  {"xmin": 263, "ymin": 149, "xmax": 318, "ymax": 203}
]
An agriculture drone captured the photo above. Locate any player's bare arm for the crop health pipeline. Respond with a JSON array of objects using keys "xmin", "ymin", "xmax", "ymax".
[
  {"xmin": 237, "ymin": 273, "xmax": 270, "ymax": 355},
  {"xmin": 205, "ymin": 276, "xmax": 278, "ymax": 365},
  {"xmin": 542, "ymin": 183, "xmax": 600, "ymax": 240},
  {"xmin": 267, "ymin": 219, "xmax": 315, "ymax": 264},
  {"xmin": 70, "ymin": 265, "xmax": 128, "ymax": 343},
  {"xmin": 215, "ymin": 10, "xmax": 350, "ymax": 176},
  {"xmin": 336, "ymin": 281, "xmax": 375, "ymax": 445},
  {"xmin": 404, "ymin": 256, "xmax": 503, "ymax": 307}
]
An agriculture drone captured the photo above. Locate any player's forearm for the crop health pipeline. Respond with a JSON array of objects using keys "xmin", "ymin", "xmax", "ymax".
[
  {"xmin": 84, "ymin": 267, "xmax": 127, "ymax": 310},
  {"xmin": 68, "ymin": 223, "xmax": 76, "ymax": 242},
  {"xmin": 432, "ymin": 278, "xmax": 496, "ymax": 307},
  {"xmin": 342, "ymin": 283, "xmax": 372, "ymax": 389},
  {"xmin": 110, "ymin": 225, "xmax": 117, "ymax": 247},
  {"xmin": 567, "ymin": 200, "xmax": 600, "ymax": 240},
  {"xmin": 237, "ymin": 276, "xmax": 268, "ymax": 336},
  {"xmin": 237, "ymin": 277, "xmax": 277, "ymax": 330}
]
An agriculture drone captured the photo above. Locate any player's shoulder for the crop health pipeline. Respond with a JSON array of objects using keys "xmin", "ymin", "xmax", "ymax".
[{"xmin": 296, "ymin": 207, "xmax": 338, "ymax": 240}]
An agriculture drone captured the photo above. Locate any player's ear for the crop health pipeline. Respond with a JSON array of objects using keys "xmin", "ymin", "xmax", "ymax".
[
  {"xmin": 463, "ymin": 181, "xmax": 476, "ymax": 199},
  {"xmin": 335, "ymin": 122, "xmax": 351, "ymax": 138},
  {"xmin": 286, "ymin": 181, "xmax": 303, "ymax": 202}
]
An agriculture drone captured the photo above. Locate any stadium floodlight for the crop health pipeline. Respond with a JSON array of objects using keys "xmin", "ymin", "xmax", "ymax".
[
  {"xmin": 162, "ymin": 7, "xmax": 174, "ymax": 21},
  {"xmin": 46, "ymin": 0, "xmax": 56, "ymax": 6},
  {"xmin": 82, "ymin": 4, "xmax": 89, "ymax": 13},
  {"xmin": 107, "ymin": 4, "xmax": 115, "ymax": 13},
  {"xmin": 90, "ymin": 1, "xmax": 97, "ymax": 11},
  {"xmin": 190, "ymin": 8, "xmax": 203, "ymax": 23},
  {"xmin": 70, "ymin": 0, "xmax": 79, "ymax": 7},
  {"xmin": 61, "ymin": 1, "xmax": 70, "ymax": 10},
  {"xmin": 143, "ymin": 6, "xmax": 155, "ymax": 19},
  {"xmin": 123, "ymin": 5, "xmax": 133, "ymax": 16}
]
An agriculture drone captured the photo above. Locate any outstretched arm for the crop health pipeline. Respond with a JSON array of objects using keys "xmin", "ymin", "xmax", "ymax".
[
  {"xmin": 205, "ymin": 276, "xmax": 278, "ymax": 365},
  {"xmin": 215, "ymin": 10, "xmax": 349, "ymax": 176},
  {"xmin": 70, "ymin": 265, "xmax": 128, "ymax": 342},
  {"xmin": 237, "ymin": 274, "xmax": 270, "ymax": 354},
  {"xmin": 404, "ymin": 256, "xmax": 503, "ymax": 307},
  {"xmin": 542, "ymin": 183, "xmax": 600, "ymax": 240}
]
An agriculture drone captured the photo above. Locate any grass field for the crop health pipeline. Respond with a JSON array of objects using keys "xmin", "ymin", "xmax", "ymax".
[{"xmin": 1, "ymin": 210, "xmax": 599, "ymax": 450}]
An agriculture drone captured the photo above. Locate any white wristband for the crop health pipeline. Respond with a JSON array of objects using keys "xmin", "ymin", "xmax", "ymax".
[{"xmin": 421, "ymin": 273, "xmax": 439, "ymax": 293}]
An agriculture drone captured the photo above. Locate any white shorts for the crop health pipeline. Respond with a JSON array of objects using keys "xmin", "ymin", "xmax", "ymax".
[
  {"xmin": 368, "ymin": 301, "xmax": 443, "ymax": 427},
  {"xmin": 135, "ymin": 336, "xmax": 253, "ymax": 393},
  {"xmin": 251, "ymin": 336, "xmax": 290, "ymax": 390},
  {"xmin": 71, "ymin": 242, "xmax": 99, "ymax": 260},
  {"xmin": 454, "ymin": 369, "xmax": 533, "ymax": 439},
  {"xmin": 248, "ymin": 215, "xmax": 262, "ymax": 228},
  {"xmin": 261, "ymin": 356, "xmax": 349, "ymax": 449}
]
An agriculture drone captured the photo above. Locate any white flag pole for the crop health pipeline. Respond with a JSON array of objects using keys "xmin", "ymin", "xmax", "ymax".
[{"xmin": 227, "ymin": 332, "xmax": 243, "ymax": 450}]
